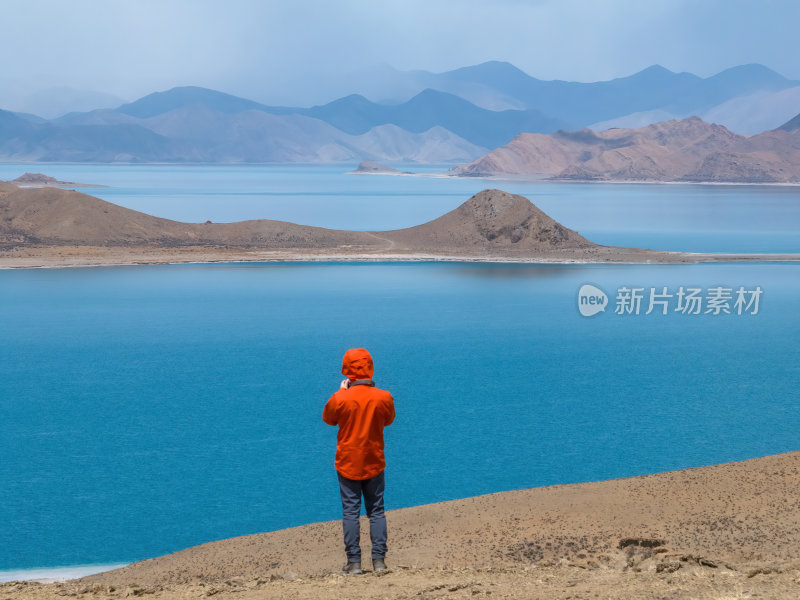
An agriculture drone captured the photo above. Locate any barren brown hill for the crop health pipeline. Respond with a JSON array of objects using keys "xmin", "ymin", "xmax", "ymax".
[
  {"xmin": 380, "ymin": 188, "xmax": 593, "ymax": 255},
  {"xmin": 0, "ymin": 185, "xmax": 385, "ymax": 250},
  {"xmin": 6, "ymin": 452, "xmax": 798, "ymax": 599},
  {"xmin": 451, "ymin": 117, "xmax": 800, "ymax": 183},
  {"xmin": 10, "ymin": 173, "xmax": 105, "ymax": 188},
  {"xmin": 0, "ymin": 186, "xmax": 595, "ymax": 256},
  {"xmin": 2, "ymin": 184, "xmax": 798, "ymax": 268},
  {"xmin": 92, "ymin": 451, "xmax": 800, "ymax": 585},
  {"xmin": 12, "ymin": 173, "xmax": 65, "ymax": 186}
]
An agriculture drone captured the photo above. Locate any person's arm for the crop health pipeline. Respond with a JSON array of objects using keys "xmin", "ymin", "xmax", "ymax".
[
  {"xmin": 384, "ymin": 393, "xmax": 396, "ymax": 426},
  {"xmin": 322, "ymin": 394, "xmax": 339, "ymax": 426}
]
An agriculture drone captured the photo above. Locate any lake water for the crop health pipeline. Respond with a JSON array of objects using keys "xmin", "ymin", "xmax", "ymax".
[{"xmin": 0, "ymin": 165, "xmax": 799, "ymax": 574}]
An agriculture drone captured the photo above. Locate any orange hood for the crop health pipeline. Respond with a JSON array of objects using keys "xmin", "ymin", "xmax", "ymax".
[{"xmin": 342, "ymin": 348, "xmax": 374, "ymax": 381}]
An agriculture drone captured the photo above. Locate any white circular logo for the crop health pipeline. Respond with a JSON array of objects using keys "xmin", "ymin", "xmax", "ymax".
[{"xmin": 578, "ymin": 284, "xmax": 608, "ymax": 317}]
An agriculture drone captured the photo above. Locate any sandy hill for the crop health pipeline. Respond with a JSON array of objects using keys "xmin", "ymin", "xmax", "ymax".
[
  {"xmin": 0, "ymin": 185, "xmax": 386, "ymax": 250},
  {"xmin": 380, "ymin": 189, "xmax": 592, "ymax": 255},
  {"xmin": 10, "ymin": 172, "xmax": 104, "ymax": 188},
  {"xmin": 0, "ymin": 186, "xmax": 597, "ymax": 257},
  {"xmin": 13, "ymin": 173, "xmax": 67, "ymax": 185},
  {"xmin": 451, "ymin": 117, "xmax": 800, "ymax": 183},
  {"xmin": 2, "ymin": 452, "xmax": 792, "ymax": 599}
]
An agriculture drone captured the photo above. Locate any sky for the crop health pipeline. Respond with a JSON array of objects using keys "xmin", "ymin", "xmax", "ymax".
[{"xmin": 1, "ymin": 0, "xmax": 799, "ymax": 112}]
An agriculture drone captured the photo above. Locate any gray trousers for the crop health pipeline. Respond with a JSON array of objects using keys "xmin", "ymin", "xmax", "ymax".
[{"xmin": 337, "ymin": 470, "xmax": 387, "ymax": 561}]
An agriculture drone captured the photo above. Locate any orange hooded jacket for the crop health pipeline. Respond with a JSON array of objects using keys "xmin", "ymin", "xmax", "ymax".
[{"xmin": 323, "ymin": 348, "xmax": 395, "ymax": 480}]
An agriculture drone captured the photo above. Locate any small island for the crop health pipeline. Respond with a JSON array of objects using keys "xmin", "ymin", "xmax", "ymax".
[
  {"xmin": 11, "ymin": 172, "xmax": 106, "ymax": 188},
  {"xmin": 1, "ymin": 186, "xmax": 799, "ymax": 268},
  {"xmin": 348, "ymin": 161, "xmax": 413, "ymax": 175}
]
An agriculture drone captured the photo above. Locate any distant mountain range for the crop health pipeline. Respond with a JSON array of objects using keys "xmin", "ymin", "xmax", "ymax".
[
  {"xmin": 317, "ymin": 62, "xmax": 796, "ymax": 113},
  {"xmin": 451, "ymin": 117, "xmax": 800, "ymax": 183},
  {"xmin": 0, "ymin": 62, "xmax": 797, "ymax": 164},
  {"xmin": 339, "ymin": 61, "xmax": 800, "ymax": 133}
]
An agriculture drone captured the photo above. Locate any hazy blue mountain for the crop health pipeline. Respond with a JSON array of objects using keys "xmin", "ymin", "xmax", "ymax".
[
  {"xmin": 116, "ymin": 86, "xmax": 273, "ymax": 118},
  {"xmin": 437, "ymin": 61, "xmax": 535, "ymax": 94},
  {"xmin": 2, "ymin": 62, "xmax": 797, "ymax": 164},
  {"xmin": 0, "ymin": 112, "xmax": 175, "ymax": 162},
  {"xmin": 699, "ymin": 86, "xmax": 800, "ymax": 135},
  {"xmin": 508, "ymin": 63, "xmax": 795, "ymax": 125},
  {"xmin": 35, "ymin": 124, "xmax": 175, "ymax": 162},
  {"xmin": 297, "ymin": 89, "xmax": 569, "ymax": 148},
  {"xmin": 0, "ymin": 110, "xmax": 37, "ymax": 137},
  {"xmin": 9, "ymin": 111, "xmax": 48, "ymax": 124},
  {"xmin": 137, "ymin": 105, "xmax": 486, "ymax": 162},
  {"xmin": 590, "ymin": 82, "xmax": 800, "ymax": 135},
  {"xmin": 700, "ymin": 64, "xmax": 791, "ymax": 101},
  {"xmin": 109, "ymin": 85, "xmax": 569, "ymax": 147},
  {"xmin": 0, "ymin": 101, "xmax": 486, "ymax": 163},
  {"xmin": 297, "ymin": 94, "xmax": 381, "ymax": 132},
  {"xmin": 54, "ymin": 108, "xmax": 140, "ymax": 127},
  {"xmin": 779, "ymin": 112, "xmax": 800, "ymax": 131},
  {"xmin": 326, "ymin": 61, "xmax": 798, "ymax": 127},
  {"xmin": 53, "ymin": 85, "xmax": 569, "ymax": 149},
  {"xmin": 0, "ymin": 87, "xmax": 127, "ymax": 120},
  {"xmin": 293, "ymin": 63, "xmax": 529, "ymax": 110}
]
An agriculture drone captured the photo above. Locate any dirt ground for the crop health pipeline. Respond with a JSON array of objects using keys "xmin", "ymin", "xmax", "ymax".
[
  {"xmin": 2, "ymin": 452, "xmax": 799, "ymax": 599},
  {"xmin": 3, "ymin": 563, "xmax": 799, "ymax": 600}
]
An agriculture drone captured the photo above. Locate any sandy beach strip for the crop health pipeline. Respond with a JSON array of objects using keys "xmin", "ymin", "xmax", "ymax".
[{"xmin": 2, "ymin": 245, "xmax": 800, "ymax": 270}]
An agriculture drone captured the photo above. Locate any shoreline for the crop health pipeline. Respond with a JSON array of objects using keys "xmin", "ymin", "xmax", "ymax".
[
  {"xmin": 2, "ymin": 248, "xmax": 800, "ymax": 270},
  {"xmin": 3, "ymin": 162, "xmax": 800, "ymax": 185},
  {"xmin": 13, "ymin": 183, "xmax": 108, "ymax": 189},
  {"xmin": 337, "ymin": 167, "xmax": 800, "ymax": 185},
  {"xmin": 3, "ymin": 451, "xmax": 798, "ymax": 598},
  {"xmin": 443, "ymin": 172, "xmax": 800, "ymax": 185},
  {"xmin": 0, "ymin": 564, "xmax": 128, "ymax": 585}
]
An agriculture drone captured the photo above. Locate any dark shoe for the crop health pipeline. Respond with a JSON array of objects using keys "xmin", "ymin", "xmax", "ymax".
[
  {"xmin": 372, "ymin": 558, "xmax": 387, "ymax": 572},
  {"xmin": 342, "ymin": 561, "xmax": 362, "ymax": 575}
]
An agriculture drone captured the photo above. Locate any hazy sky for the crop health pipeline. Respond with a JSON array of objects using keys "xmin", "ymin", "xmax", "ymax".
[{"xmin": 2, "ymin": 0, "xmax": 799, "ymax": 107}]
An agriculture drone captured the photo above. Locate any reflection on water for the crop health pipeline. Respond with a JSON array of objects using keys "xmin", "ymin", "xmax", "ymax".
[{"xmin": 450, "ymin": 263, "xmax": 582, "ymax": 280}]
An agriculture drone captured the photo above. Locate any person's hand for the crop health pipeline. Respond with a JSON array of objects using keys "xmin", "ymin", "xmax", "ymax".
[{"xmin": 340, "ymin": 379, "xmax": 350, "ymax": 390}]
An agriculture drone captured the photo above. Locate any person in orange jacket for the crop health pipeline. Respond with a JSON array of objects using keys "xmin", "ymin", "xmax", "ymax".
[{"xmin": 323, "ymin": 348, "xmax": 395, "ymax": 575}]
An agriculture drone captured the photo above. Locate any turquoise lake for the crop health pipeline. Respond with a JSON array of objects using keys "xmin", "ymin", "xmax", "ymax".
[{"xmin": 1, "ymin": 164, "xmax": 799, "ymax": 572}]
